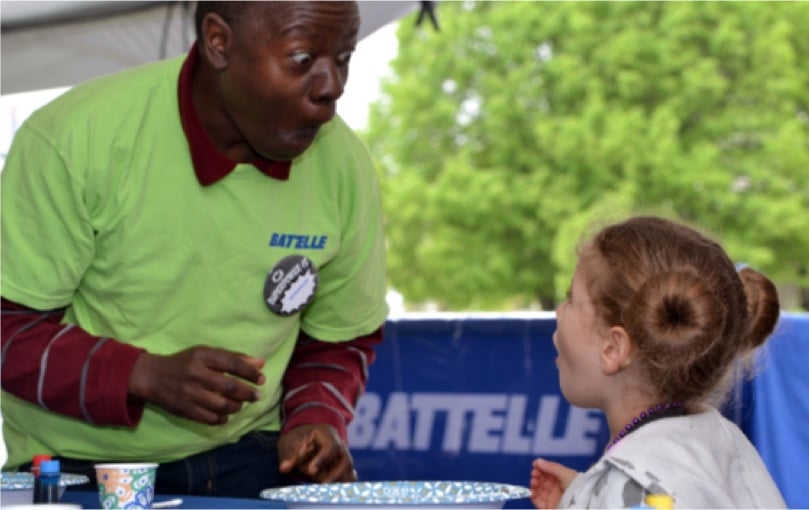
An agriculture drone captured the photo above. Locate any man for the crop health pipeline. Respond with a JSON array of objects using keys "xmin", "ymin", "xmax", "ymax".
[{"xmin": 0, "ymin": 1, "xmax": 389, "ymax": 499}]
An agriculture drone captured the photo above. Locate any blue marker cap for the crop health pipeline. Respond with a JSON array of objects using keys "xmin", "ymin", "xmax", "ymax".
[{"xmin": 39, "ymin": 460, "xmax": 60, "ymax": 475}]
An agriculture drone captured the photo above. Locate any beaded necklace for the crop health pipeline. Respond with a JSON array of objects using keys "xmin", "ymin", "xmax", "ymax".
[{"xmin": 606, "ymin": 402, "xmax": 686, "ymax": 452}]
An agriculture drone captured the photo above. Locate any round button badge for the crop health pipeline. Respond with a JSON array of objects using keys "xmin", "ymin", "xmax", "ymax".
[{"xmin": 263, "ymin": 255, "xmax": 318, "ymax": 316}]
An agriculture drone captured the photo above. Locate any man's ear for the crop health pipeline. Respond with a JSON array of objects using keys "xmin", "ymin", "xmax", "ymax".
[
  {"xmin": 601, "ymin": 325, "xmax": 632, "ymax": 375},
  {"xmin": 201, "ymin": 13, "xmax": 232, "ymax": 70}
]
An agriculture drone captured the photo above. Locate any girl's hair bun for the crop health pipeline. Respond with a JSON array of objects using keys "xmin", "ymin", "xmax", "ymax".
[{"xmin": 738, "ymin": 267, "xmax": 780, "ymax": 350}]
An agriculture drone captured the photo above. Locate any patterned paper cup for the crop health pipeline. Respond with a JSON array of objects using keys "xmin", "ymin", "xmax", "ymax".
[{"xmin": 94, "ymin": 463, "xmax": 158, "ymax": 510}]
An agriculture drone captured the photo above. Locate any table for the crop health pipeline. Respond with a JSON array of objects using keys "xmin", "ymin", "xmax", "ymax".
[{"xmin": 61, "ymin": 490, "xmax": 286, "ymax": 509}]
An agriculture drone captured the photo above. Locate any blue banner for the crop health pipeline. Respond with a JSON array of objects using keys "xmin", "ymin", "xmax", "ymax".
[
  {"xmin": 349, "ymin": 312, "xmax": 809, "ymax": 509},
  {"xmin": 349, "ymin": 313, "xmax": 608, "ymax": 487}
]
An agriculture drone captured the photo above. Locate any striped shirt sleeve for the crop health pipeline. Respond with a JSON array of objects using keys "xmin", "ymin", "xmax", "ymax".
[
  {"xmin": 281, "ymin": 327, "xmax": 382, "ymax": 440},
  {"xmin": 0, "ymin": 297, "xmax": 145, "ymax": 426}
]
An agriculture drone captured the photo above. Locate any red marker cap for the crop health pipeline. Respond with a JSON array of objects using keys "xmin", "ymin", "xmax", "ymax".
[{"xmin": 31, "ymin": 454, "xmax": 52, "ymax": 477}]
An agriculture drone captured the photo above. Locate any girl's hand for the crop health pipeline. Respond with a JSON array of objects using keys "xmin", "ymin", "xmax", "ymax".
[{"xmin": 530, "ymin": 458, "xmax": 578, "ymax": 509}]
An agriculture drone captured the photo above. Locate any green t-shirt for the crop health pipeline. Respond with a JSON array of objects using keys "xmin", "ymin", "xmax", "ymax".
[{"xmin": 0, "ymin": 56, "xmax": 388, "ymax": 466}]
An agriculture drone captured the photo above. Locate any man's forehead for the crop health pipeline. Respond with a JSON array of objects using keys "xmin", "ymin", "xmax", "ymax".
[
  {"xmin": 253, "ymin": 2, "xmax": 359, "ymax": 19},
  {"xmin": 261, "ymin": 1, "xmax": 360, "ymax": 31}
]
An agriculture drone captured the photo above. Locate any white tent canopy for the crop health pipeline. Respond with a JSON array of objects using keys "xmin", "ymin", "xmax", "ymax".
[{"xmin": 1, "ymin": 1, "xmax": 420, "ymax": 95}]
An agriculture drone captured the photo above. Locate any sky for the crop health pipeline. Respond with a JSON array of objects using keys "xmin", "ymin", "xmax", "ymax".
[
  {"xmin": 339, "ymin": 21, "xmax": 400, "ymax": 130},
  {"xmin": 0, "ymin": 20, "xmax": 399, "ymax": 166}
]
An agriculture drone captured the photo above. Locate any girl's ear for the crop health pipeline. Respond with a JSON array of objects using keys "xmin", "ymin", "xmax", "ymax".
[{"xmin": 601, "ymin": 325, "xmax": 632, "ymax": 375}]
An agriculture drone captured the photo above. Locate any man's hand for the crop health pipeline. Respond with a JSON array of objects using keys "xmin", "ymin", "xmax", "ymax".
[
  {"xmin": 278, "ymin": 424, "xmax": 357, "ymax": 483},
  {"xmin": 128, "ymin": 347, "xmax": 265, "ymax": 425},
  {"xmin": 530, "ymin": 458, "xmax": 578, "ymax": 509}
]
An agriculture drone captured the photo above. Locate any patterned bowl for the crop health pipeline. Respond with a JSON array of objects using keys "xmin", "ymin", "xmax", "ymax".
[{"xmin": 260, "ymin": 480, "xmax": 532, "ymax": 508}]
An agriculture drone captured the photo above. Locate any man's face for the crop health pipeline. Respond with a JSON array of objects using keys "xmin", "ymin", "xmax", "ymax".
[{"xmin": 218, "ymin": 2, "xmax": 359, "ymax": 161}]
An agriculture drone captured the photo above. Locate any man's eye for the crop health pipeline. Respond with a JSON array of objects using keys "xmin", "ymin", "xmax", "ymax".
[
  {"xmin": 337, "ymin": 51, "xmax": 353, "ymax": 66},
  {"xmin": 291, "ymin": 52, "xmax": 313, "ymax": 66}
]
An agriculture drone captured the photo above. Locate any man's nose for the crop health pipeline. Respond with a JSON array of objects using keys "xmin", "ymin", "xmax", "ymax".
[{"xmin": 311, "ymin": 60, "xmax": 345, "ymax": 107}]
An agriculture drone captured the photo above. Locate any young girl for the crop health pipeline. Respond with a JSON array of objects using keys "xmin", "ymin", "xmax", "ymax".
[{"xmin": 530, "ymin": 216, "xmax": 785, "ymax": 509}]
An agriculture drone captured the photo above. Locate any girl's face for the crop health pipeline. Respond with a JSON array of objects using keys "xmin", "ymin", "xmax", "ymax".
[{"xmin": 553, "ymin": 255, "xmax": 609, "ymax": 409}]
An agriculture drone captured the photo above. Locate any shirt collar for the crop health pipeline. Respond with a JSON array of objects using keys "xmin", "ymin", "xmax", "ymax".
[{"xmin": 178, "ymin": 43, "xmax": 291, "ymax": 186}]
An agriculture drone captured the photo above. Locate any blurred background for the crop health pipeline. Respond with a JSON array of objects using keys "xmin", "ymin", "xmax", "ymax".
[{"xmin": 361, "ymin": 1, "xmax": 809, "ymax": 314}]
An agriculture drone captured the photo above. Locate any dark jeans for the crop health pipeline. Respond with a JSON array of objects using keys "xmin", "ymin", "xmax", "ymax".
[{"xmin": 22, "ymin": 432, "xmax": 297, "ymax": 499}]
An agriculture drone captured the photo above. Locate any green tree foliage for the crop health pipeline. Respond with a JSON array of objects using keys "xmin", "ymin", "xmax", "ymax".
[{"xmin": 363, "ymin": 1, "xmax": 809, "ymax": 310}]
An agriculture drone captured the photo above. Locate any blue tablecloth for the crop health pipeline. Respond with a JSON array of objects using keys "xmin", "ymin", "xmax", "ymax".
[
  {"xmin": 61, "ymin": 490, "xmax": 286, "ymax": 509},
  {"xmin": 60, "ymin": 490, "xmax": 528, "ymax": 509}
]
